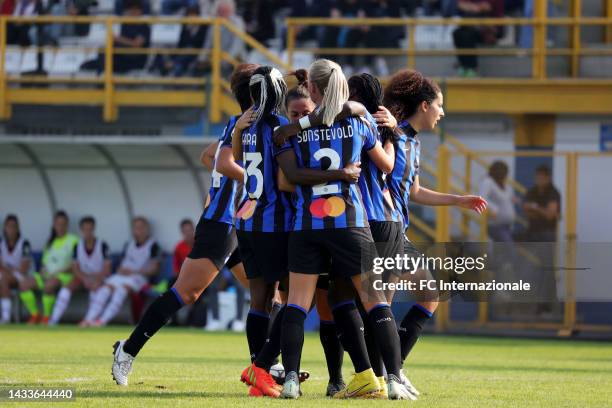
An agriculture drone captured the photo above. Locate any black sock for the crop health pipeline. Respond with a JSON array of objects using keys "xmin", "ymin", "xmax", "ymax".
[
  {"xmin": 280, "ymin": 304, "xmax": 307, "ymax": 375},
  {"xmin": 269, "ymin": 302, "xmax": 283, "ymax": 331},
  {"xmin": 359, "ymin": 307, "xmax": 384, "ymax": 378},
  {"xmin": 255, "ymin": 306, "xmax": 286, "ymax": 371},
  {"xmin": 399, "ymin": 304, "xmax": 432, "ymax": 364},
  {"xmin": 123, "ymin": 289, "xmax": 183, "ymax": 357},
  {"xmin": 246, "ymin": 310, "xmax": 270, "ymax": 362},
  {"xmin": 368, "ymin": 304, "xmax": 402, "ymax": 377},
  {"xmin": 319, "ymin": 320, "xmax": 344, "ymax": 384},
  {"xmin": 332, "ymin": 301, "xmax": 371, "ymax": 373}
]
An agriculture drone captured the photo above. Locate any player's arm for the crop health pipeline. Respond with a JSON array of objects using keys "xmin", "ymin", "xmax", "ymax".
[
  {"xmin": 200, "ymin": 141, "xmax": 218, "ymax": 171},
  {"xmin": 410, "ymin": 176, "xmax": 487, "ymax": 214},
  {"xmin": 366, "ymin": 140, "xmax": 395, "ymax": 174},
  {"xmin": 231, "ymin": 107, "xmax": 256, "ymax": 161},
  {"xmin": 273, "ymin": 101, "xmax": 368, "ymax": 146},
  {"xmin": 141, "ymin": 244, "xmax": 161, "ymax": 278},
  {"xmin": 217, "ymin": 147, "xmax": 245, "ymax": 182},
  {"xmin": 277, "ymin": 169, "xmax": 296, "ymax": 192},
  {"xmin": 276, "ymin": 150, "xmax": 361, "ymax": 186}
]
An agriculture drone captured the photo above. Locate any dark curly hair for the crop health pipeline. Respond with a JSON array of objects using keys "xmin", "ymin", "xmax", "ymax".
[
  {"xmin": 383, "ymin": 69, "xmax": 440, "ymax": 122},
  {"xmin": 285, "ymin": 69, "xmax": 310, "ymax": 109},
  {"xmin": 230, "ymin": 63, "xmax": 260, "ymax": 112}
]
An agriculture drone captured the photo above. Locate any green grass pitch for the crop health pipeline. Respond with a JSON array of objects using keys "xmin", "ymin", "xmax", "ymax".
[{"xmin": 1, "ymin": 325, "xmax": 611, "ymax": 407}]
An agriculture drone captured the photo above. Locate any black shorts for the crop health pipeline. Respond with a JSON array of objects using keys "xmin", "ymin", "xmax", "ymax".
[
  {"xmin": 188, "ymin": 218, "xmax": 238, "ymax": 270},
  {"xmin": 288, "ymin": 228, "xmax": 375, "ymax": 278},
  {"xmin": 236, "ymin": 230, "xmax": 289, "ymax": 284},
  {"xmin": 225, "ymin": 248, "xmax": 242, "ymax": 269},
  {"xmin": 370, "ymin": 221, "xmax": 405, "ymax": 276}
]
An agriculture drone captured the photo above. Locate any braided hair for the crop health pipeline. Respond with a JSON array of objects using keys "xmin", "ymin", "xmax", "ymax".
[
  {"xmin": 249, "ymin": 66, "xmax": 288, "ymax": 123},
  {"xmin": 383, "ymin": 69, "xmax": 440, "ymax": 122},
  {"xmin": 348, "ymin": 73, "xmax": 394, "ymax": 143}
]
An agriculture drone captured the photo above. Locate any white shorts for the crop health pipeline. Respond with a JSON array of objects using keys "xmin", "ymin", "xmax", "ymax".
[{"xmin": 105, "ymin": 274, "xmax": 148, "ymax": 292}]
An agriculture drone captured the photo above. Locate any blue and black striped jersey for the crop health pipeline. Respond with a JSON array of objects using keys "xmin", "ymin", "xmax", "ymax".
[
  {"xmin": 387, "ymin": 121, "xmax": 420, "ymax": 227},
  {"xmin": 202, "ymin": 116, "xmax": 240, "ymax": 225},
  {"xmin": 290, "ymin": 116, "xmax": 377, "ymax": 230},
  {"xmin": 235, "ymin": 113, "xmax": 294, "ymax": 232},
  {"xmin": 358, "ymin": 112, "xmax": 402, "ymax": 223}
]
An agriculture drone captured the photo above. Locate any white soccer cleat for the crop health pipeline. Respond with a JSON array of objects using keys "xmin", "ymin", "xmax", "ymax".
[
  {"xmin": 400, "ymin": 369, "xmax": 421, "ymax": 396},
  {"xmin": 280, "ymin": 371, "xmax": 300, "ymax": 399},
  {"xmin": 112, "ymin": 340, "xmax": 135, "ymax": 386},
  {"xmin": 204, "ymin": 318, "xmax": 224, "ymax": 331},
  {"xmin": 230, "ymin": 319, "xmax": 245, "ymax": 332},
  {"xmin": 387, "ymin": 374, "xmax": 417, "ymax": 400}
]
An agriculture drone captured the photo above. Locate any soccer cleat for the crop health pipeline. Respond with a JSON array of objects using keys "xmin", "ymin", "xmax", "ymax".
[
  {"xmin": 248, "ymin": 386, "xmax": 263, "ymax": 397},
  {"xmin": 269, "ymin": 363, "xmax": 310, "ymax": 385},
  {"xmin": 112, "ymin": 340, "xmax": 135, "ymax": 386},
  {"xmin": 325, "ymin": 380, "xmax": 346, "ymax": 397},
  {"xmin": 280, "ymin": 371, "xmax": 300, "ymax": 399},
  {"xmin": 387, "ymin": 374, "xmax": 416, "ymax": 400},
  {"xmin": 375, "ymin": 376, "xmax": 388, "ymax": 399},
  {"xmin": 333, "ymin": 368, "xmax": 383, "ymax": 399},
  {"xmin": 40, "ymin": 316, "xmax": 49, "ymax": 325},
  {"xmin": 240, "ymin": 363, "xmax": 280, "ymax": 397},
  {"xmin": 26, "ymin": 314, "xmax": 40, "ymax": 325},
  {"xmin": 400, "ymin": 369, "xmax": 421, "ymax": 396},
  {"xmin": 78, "ymin": 320, "xmax": 91, "ymax": 328}
]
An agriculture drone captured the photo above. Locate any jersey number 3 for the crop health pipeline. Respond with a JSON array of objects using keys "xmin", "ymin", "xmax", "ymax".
[
  {"xmin": 244, "ymin": 152, "xmax": 264, "ymax": 199},
  {"xmin": 312, "ymin": 148, "xmax": 340, "ymax": 196}
]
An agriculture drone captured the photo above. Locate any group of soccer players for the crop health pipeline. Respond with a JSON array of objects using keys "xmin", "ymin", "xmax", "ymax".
[{"xmin": 111, "ymin": 58, "xmax": 487, "ymax": 400}]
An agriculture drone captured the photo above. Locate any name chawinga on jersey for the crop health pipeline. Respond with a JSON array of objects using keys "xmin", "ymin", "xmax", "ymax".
[{"xmin": 297, "ymin": 125, "xmax": 354, "ymax": 143}]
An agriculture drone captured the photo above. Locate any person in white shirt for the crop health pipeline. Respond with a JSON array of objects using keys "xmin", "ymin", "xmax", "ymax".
[
  {"xmin": 479, "ymin": 160, "xmax": 516, "ymax": 242},
  {"xmin": 89, "ymin": 217, "xmax": 161, "ymax": 326},
  {"xmin": 49, "ymin": 216, "xmax": 112, "ymax": 326},
  {"xmin": 0, "ymin": 214, "xmax": 34, "ymax": 324}
]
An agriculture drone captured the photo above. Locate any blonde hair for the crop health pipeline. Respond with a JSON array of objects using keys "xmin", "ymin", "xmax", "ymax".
[{"xmin": 308, "ymin": 59, "xmax": 349, "ymax": 126}]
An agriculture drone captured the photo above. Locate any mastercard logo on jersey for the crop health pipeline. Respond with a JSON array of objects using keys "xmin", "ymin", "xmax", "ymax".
[
  {"xmin": 309, "ymin": 196, "xmax": 346, "ymax": 218},
  {"xmin": 236, "ymin": 199, "xmax": 257, "ymax": 220}
]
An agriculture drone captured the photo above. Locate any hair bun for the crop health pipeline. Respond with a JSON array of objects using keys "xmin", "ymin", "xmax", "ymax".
[{"xmin": 292, "ymin": 69, "xmax": 308, "ymax": 86}]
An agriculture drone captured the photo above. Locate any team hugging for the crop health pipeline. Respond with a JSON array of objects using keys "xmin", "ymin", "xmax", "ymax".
[{"xmin": 110, "ymin": 59, "xmax": 488, "ymax": 400}]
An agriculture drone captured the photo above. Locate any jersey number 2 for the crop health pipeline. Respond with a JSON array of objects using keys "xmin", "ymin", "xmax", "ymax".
[{"xmin": 312, "ymin": 148, "xmax": 340, "ymax": 196}]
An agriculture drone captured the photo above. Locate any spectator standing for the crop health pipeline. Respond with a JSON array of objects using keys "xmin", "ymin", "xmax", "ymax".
[{"xmin": 479, "ymin": 160, "xmax": 515, "ymax": 242}]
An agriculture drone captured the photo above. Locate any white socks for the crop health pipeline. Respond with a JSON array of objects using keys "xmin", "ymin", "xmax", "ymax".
[
  {"xmin": 1, "ymin": 298, "xmax": 11, "ymax": 323},
  {"xmin": 87, "ymin": 285, "xmax": 112, "ymax": 323},
  {"xmin": 99, "ymin": 286, "xmax": 128, "ymax": 325},
  {"xmin": 49, "ymin": 287, "xmax": 72, "ymax": 325}
]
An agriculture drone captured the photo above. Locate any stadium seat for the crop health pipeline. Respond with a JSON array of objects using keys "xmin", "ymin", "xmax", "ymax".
[
  {"xmin": 151, "ymin": 24, "xmax": 182, "ymax": 46},
  {"xmin": 50, "ymin": 50, "xmax": 89, "ymax": 75},
  {"xmin": 413, "ymin": 21, "xmax": 455, "ymax": 50},
  {"xmin": 4, "ymin": 48, "xmax": 23, "ymax": 74},
  {"xmin": 20, "ymin": 49, "xmax": 55, "ymax": 73}
]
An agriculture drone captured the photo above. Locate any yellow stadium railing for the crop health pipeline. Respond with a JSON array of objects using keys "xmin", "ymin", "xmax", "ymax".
[{"xmin": 285, "ymin": 14, "xmax": 612, "ymax": 80}]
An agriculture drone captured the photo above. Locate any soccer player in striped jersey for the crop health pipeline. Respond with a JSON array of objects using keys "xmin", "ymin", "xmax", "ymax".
[
  {"xmin": 234, "ymin": 66, "xmax": 363, "ymax": 398},
  {"xmin": 110, "ymin": 64, "xmax": 257, "ymax": 386},
  {"xmin": 383, "ymin": 69, "xmax": 487, "ymax": 394},
  {"xmin": 272, "ymin": 59, "xmax": 410, "ymax": 400}
]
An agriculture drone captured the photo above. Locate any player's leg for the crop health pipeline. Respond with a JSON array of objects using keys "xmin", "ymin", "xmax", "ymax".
[
  {"xmin": 20, "ymin": 274, "xmax": 41, "ymax": 323},
  {"xmin": 41, "ymin": 276, "xmax": 61, "ymax": 324},
  {"xmin": 315, "ymin": 279, "xmax": 345, "ymax": 396},
  {"xmin": 0, "ymin": 270, "xmax": 18, "ymax": 323},
  {"xmin": 49, "ymin": 275, "xmax": 81, "ymax": 325}
]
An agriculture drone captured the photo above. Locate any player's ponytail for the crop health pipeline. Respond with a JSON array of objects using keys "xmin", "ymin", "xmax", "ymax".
[
  {"xmin": 249, "ymin": 66, "xmax": 288, "ymax": 124},
  {"xmin": 309, "ymin": 59, "xmax": 349, "ymax": 126},
  {"xmin": 383, "ymin": 69, "xmax": 440, "ymax": 122}
]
